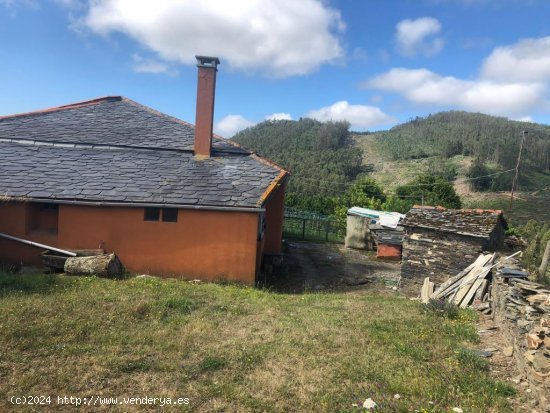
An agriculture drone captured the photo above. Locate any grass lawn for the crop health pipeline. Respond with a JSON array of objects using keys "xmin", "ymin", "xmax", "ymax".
[
  {"xmin": 462, "ymin": 191, "xmax": 550, "ymax": 225},
  {"xmin": 0, "ymin": 273, "xmax": 516, "ymax": 412}
]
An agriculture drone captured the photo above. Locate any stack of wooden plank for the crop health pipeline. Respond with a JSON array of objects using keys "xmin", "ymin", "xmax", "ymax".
[{"xmin": 420, "ymin": 251, "xmax": 521, "ymax": 308}]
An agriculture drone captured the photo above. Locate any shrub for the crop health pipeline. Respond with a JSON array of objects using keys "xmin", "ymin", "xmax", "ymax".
[{"xmin": 423, "ymin": 298, "xmax": 460, "ymax": 320}]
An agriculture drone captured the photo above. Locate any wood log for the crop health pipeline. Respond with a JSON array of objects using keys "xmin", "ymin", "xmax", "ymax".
[
  {"xmin": 421, "ymin": 277, "xmax": 431, "ymax": 303},
  {"xmin": 64, "ymin": 253, "xmax": 124, "ymax": 278},
  {"xmin": 473, "ymin": 279, "xmax": 489, "ymax": 305},
  {"xmin": 70, "ymin": 249, "xmax": 105, "ymax": 257},
  {"xmin": 428, "ymin": 281, "xmax": 435, "ymax": 299},
  {"xmin": 538, "ymin": 240, "xmax": 550, "ymax": 282}
]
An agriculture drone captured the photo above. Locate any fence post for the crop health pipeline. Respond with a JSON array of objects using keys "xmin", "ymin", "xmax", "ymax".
[
  {"xmin": 325, "ymin": 220, "xmax": 329, "ymax": 241},
  {"xmin": 302, "ymin": 218, "xmax": 306, "ymax": 240}
]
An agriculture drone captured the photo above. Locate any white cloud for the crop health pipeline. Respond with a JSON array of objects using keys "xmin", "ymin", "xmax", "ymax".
[
  {"xmin": 395, "ymin": 17, "xmax": 444, "ymax": 57},
  {"xmin": 214, "ymin": 115, "xmax": 254, "ymax": 137},
  {"xmin": 75, "ymin": 0, "xmax": 344, "ymax": 78},
  {"xmin": 364, "ymin": 67, "xmax": 544, "ymax": 116},
  {"xmin": 461, "ymin": 36, "xmax": 493, "ymax": 49},
  {"xmin": 0, "ymin": 0, "xmax": 33, "ymax": 6},
  {"xmin": 0, "ymin": 0, "xmax": 38, "ymax": 14},
  {"xmin": 363, "ymin": 35, "xmax": 550, "ymax": 118},
  {"xmin": 265, "ymin": 113, "xmax": 292, "ymax": 121},
  {"xmin": 351, "ymin": 47, "xmax": 368, "ymax": 62},
  {"xmin": 131, "ymin": 53, "xmax": 176, "ymax": 75},
  {"xmin": 306, "ymin": 101, "xmax": 397, "ymax": 130},
  {"xmin": 514, "ymin": 115, "xmax": 534, "ymax": 123},
  {"xmin": 480, "ymin": 36, "xmax": 550, "ymax": 83},
  {"xmin": 54, "ymin": 0, "xmax": 84, "ymax": 7}
]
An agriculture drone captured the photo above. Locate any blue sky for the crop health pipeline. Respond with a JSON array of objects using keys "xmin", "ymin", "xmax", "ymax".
[{"xmin": 1, "ymin": 0, "xmax": 549, "ymax": 136}]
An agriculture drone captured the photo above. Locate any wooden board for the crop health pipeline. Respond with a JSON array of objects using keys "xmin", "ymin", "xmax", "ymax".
[{"xmin": 437, "ymin": 254, "xmax": 493, "ymax": 299}]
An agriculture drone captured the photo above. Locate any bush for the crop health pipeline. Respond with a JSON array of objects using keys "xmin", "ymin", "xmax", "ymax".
[
  {"xmin": 396, "ymin": 173, "xmax": 462, "ymax": 209},
  {"xmin": 514, "ymin": 220, "xmax": 550, "ymax": 278},
  {"xmin": 422, "ymin": 298, "xmax": 460, "ymax": 320},
  {"xmin": 468, "ymin": 158, "xmax": 492, "ymax": 191}
]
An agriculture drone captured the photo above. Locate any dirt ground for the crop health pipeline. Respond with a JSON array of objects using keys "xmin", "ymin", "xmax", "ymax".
[{"xmin": 260, "ymin": 240, "xmax": 402, "ymax": 294}]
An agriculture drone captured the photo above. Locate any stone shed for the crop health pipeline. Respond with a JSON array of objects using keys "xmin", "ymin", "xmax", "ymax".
[{"xmin": 401, "ymin": 206, "xmax": 507, "ymax": 284}]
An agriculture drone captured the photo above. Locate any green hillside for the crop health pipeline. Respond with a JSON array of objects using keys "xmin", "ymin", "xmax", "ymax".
[
  {"xmin": 233, "ymin": 112, "xmax": 550, "ymax": 223},
  {"xmin": 233, "ymin": 119, "xmax": 364, "ymax": 197},
  {"xmin": 362, "ymin": 111, "xmax": 550, "ymax": 190}
]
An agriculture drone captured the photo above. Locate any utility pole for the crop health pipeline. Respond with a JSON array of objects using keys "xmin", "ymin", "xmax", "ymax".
[{"xmin": 509, "ymin": 130, "xmax": 527, "ymax": 211}]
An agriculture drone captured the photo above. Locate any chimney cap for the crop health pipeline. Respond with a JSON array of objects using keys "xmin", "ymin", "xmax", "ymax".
[{"xmin": 196, "ymin": 55, "xmax": 220, "ymax": 69}]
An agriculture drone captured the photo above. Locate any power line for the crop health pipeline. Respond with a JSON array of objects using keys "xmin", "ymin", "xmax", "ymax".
[
  {"xmin": 291, "ymin": 168, "xmax": 515, "ymax": 190},
  {"xmin": 509, "ymin": 130, "xmax": 527, "ymax": 210}
]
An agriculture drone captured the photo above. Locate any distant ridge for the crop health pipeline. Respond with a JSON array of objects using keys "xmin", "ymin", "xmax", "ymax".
[{"xmin": 366, "ymin": 111, "xmax": 549, "ymax": 173}]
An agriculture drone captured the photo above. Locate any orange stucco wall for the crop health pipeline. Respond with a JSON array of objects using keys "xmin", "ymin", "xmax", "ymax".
[
  {"xmin": 0, "ymin": 201, "xmax": 274, "ymax": 284},
  {"xmin": 0, "ymin": 202, "xmax": 59, "ymax": 267}
]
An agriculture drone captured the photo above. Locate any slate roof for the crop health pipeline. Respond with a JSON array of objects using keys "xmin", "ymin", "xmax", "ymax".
[
  {"xmin": 0, "ymin": 97, "xmax": 286, "ymax": 208},
  {"xmin": 402, "ymin": 206, "xmax": 506, "ymax": 238},
  {"xmin": 370, "ymin": 224, "xmax": 404, "ymax": 246}
]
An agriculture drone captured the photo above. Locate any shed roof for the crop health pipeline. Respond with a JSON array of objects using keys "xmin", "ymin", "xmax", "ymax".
[
  {"xmin": 0, "ymin": 97, "xmax": 287, "ymax": 209},
  {"xmin": 402, "ymin": 206, "xmax": 505, "ymax": 238}
]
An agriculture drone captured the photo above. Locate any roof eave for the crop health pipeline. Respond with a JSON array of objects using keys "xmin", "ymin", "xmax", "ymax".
[{"xmin": 1, "ymin": 196, "xmax": 266, "ymax": 213}]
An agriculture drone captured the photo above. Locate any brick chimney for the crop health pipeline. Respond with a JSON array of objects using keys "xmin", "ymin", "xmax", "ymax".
[{"xmin": 194, "ymin": 55, "xmax": 220, "ymax": 158}]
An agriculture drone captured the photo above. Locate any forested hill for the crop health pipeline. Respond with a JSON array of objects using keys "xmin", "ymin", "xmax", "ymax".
[
  {"xmin": 367, "ymin": 111, "xmax": 550, "ymax": 172},
  {"xmin": 233, "ymin": 119, "xmax": 364, "ymax": 197}
]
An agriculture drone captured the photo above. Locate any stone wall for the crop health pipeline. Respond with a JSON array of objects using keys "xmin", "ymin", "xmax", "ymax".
[
  {"xmin": 485, "ymin": 221, "xmax": 507, "ymax": 251},
  {"xmin": 492, "ymin": 274, "xmax": 550, "ymax": 411},
  {"xmin": 401, "ymin": 227, "xmax": 483, "ymax": 284}
]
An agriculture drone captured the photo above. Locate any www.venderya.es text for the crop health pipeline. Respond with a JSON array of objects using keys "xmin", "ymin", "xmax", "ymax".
[{"xmin": 10, "ymin": 395, "xmax": 190, "ymax": 407}]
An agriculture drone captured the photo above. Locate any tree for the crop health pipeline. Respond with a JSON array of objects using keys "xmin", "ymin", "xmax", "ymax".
[
  {"xmin": 332, "ymin": 177, "xmax": 386, "ymax": 222},
  {"xmin": 467, "ymin": 157, "xmax": 492, "ymax": 191},
  {"xmin": 396, "ymin": 174, "xmax": 462, "ymax": 209}
]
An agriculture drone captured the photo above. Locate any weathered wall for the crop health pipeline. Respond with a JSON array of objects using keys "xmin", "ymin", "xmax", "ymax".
[
  {"xmin": 401, "ymin": 227, "xmax": 485, "ymax": 284},
  {"xmin": 486, "ymin": 220, "xmax": 506, "ymax": 251},
  {"xmin": 492, "ymin": 275, "xmax": 550, "ymax": 410},
  {"xmin": 0, "ymin": 202, "xmax": 262, "ymax": 283},
  {"xmin": 262, "ymin": 183, "xmax": 286, "ymax": 255},
  {"xmin": 345, "ymin": 214, "xmax": 373, "ymax": 250}
]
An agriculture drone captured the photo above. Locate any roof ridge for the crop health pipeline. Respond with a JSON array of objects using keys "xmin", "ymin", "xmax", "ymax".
[
  {"xmin": 0, "ymin": 136, "xmax": 251, "ymax": 157},
  {"xmin": 411, "ymin": 205, "xmax": 502, "ymax": 215},
  {"xmin": 0, "ymin": 96, "xmax": 122, "ymax": 121}
]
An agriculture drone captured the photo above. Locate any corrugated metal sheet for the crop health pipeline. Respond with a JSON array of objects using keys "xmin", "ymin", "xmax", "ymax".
[{"xmin": 347, "ymin": 207, "xmax": 405, "ymax": 229}]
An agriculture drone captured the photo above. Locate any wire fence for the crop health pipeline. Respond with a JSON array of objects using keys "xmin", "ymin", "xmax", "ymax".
[{"xmin": 283, "ymin": 214, "xmax": 346, "ymax": 243}]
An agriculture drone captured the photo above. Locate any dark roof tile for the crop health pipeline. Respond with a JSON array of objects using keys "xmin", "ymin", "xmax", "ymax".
[
  {"xmin": 0, "ymin": 97, "xmax": 286, "ymax": 208},
  {"xmin": 403, "ymin": 206, "xmax": 505, "ymax": 238}
]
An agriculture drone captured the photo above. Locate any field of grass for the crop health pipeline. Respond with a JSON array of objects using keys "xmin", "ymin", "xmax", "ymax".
[
  {"xmin": 0, "ymin": 273, "xmax": 517, "ymax": 412},
  {"xmin": 462, "ymin": 191, "xmax": 550, "ymax": 225},
  {"xmin": 353, "ymin": 134, "xmax": 475, "ymax": 191}
]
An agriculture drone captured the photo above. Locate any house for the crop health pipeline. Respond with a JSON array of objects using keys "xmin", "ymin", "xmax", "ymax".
[
  {"xmin": 0, "ymin": 56, "xmax": 288, "ymax": 284},
  {"xmin": 401, "ymin": 206, "xmax": 506, "ymax": 284}
]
